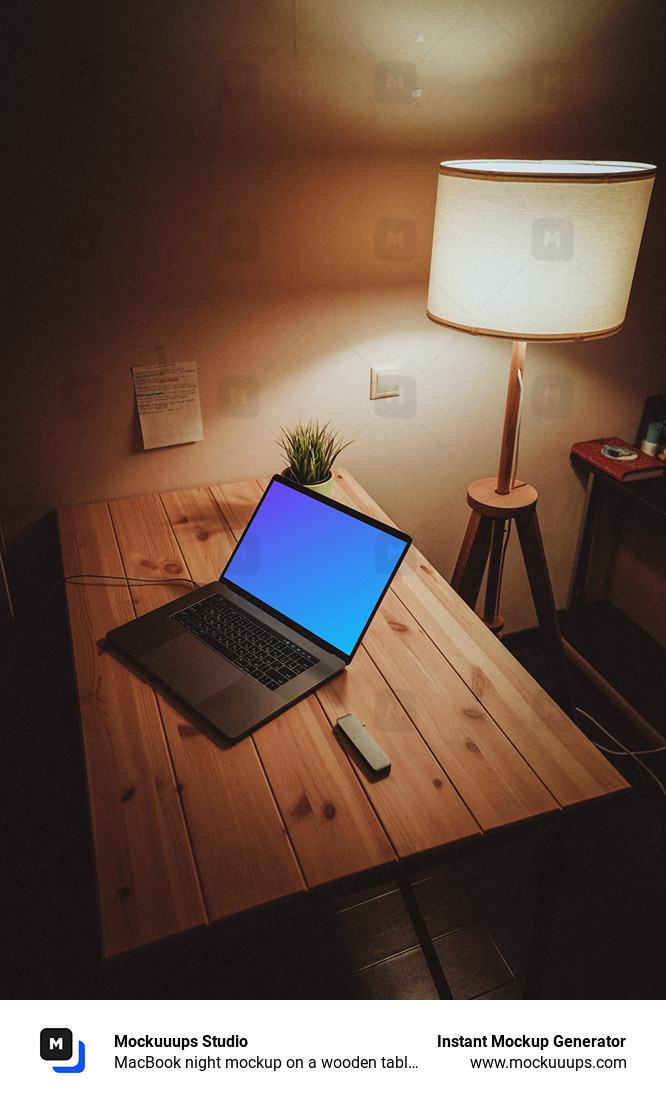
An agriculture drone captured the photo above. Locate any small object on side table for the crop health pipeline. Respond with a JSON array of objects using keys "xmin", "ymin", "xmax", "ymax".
[{"xmin": 571, "ymin": 437, "xmax": 665, "ymax": 482}]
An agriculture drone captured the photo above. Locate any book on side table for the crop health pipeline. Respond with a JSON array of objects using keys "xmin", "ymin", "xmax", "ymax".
[{"xmin": 571, "ymin": 437, "xmax": 665, "ymax": 482}]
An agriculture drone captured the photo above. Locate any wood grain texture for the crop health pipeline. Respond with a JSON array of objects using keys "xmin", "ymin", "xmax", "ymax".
[
  {"xmin": 112, "ymin": 487, "xmax": 307, "ymax": 921},
  {"xmin": 210, "ymin": 479, "xmax": 267, "ymax": 541},
  {"xmin": 160, "ymin": 486, "xmax": 236, "ymax": 584},
  {"xmin": 156, "ymin": 703, "xmax": 307, "ymax": 920},
  {"xmin": 315, "ymin": 647, "xmax": 481, "ymax": 855},
  {"xmin": 333, "ymin": 468, "xmax": 629, "ymax": 806},
  {"xmin": 253, "ymin": 695, "xmax": 395, "ymax": 885},
  {"xmin": 362, "ymin": 589, "xmax": 559, "ymax": 829},
  {"xmin": 108, "ymin": 494, "xmax": 193, "ymax": 616},
  {"xmin": 395, "ymin": 567, "xmax": 629, "ymax": 804},
  {"xmin": 58, "ymin": 502, "xmax": 206, "ymax": 957},
  {"xmin": 467, "ymin": 477, "xmax": 538, "ymax": 517},
  {"xmin": 58, "ymin": 470, "xmax": 629, "ymax": 958}
]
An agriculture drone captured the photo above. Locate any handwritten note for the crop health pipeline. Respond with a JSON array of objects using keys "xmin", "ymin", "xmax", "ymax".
[{"xmin": 132, "ymin": 362, "xmax": 204, "ymax": 450}]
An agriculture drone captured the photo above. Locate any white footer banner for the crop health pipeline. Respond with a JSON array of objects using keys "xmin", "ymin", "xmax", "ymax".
[{"xmin": 6, "ymin": 998, "xmax": 657, "ymax": 1098}]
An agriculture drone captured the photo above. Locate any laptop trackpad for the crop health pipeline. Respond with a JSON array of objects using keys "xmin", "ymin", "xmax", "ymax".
[{"xmin": 144, "ymin": 634, "xmax": 243, "ymax": 705}]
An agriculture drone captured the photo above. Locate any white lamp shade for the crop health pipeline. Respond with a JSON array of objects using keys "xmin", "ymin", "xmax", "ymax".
[{"xmin": 427, "ymin": 160, "xmax": 656, "ymax": 340}]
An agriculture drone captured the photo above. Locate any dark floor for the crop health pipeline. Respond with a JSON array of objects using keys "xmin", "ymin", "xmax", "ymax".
[{"xmin": 2, "ymin": 516, "xmax": 665, "ymax": 1000}]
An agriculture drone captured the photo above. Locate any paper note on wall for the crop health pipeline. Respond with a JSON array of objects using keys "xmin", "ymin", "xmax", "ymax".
[{"xmin": 132, "ymin": 362, "xmax": 204, "ymax": 450}]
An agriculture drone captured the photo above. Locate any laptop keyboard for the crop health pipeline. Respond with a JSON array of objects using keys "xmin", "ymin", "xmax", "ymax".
[{"xmin": 172, "ymin": 594, "xmax": 318, "ymax": 690}]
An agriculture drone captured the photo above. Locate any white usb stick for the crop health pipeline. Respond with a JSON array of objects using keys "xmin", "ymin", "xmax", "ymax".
[{"xmin": 336, "ymin": 714, "xmax": 391, "ymax": 776}]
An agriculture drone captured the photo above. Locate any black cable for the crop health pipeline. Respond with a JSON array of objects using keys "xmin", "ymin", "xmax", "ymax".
[{"xmin": 50, "ymin": 573, "xmax": 202, "ymax": 598}]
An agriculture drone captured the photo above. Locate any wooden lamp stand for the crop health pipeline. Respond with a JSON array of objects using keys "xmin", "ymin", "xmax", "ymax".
[{"xmin": 450, "ymin": 341, "xmax": 572, "ymax": 711}]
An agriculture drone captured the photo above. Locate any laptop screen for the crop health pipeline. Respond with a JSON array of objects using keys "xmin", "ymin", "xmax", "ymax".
[{"xmin": 222, "ymin": 477, "xmax": 411, "ymax": 660}]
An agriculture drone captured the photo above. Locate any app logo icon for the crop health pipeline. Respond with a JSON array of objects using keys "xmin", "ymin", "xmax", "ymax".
[
  {"xmin": 375, "ymin": 218, "xmax": 417, "ymax": 262},
  {"xmin": 374, "ymin": 62, "xmax": 417, "ymax": 104},
  {"xmin": 40, "ymin": 1029, "xmax": 86, "ymax": 1074},
  {"xmin": 531, "ymin": 218, "xmax": 574, "ymax": 260},
  {"xmin": 532, "ymin": 374, "xmax": 574, "ymax": 419}
]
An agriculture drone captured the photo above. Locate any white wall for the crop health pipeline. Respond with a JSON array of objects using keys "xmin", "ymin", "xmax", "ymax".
[{"xmin": 3, "ymin": 0, "xmax": 665, "ymax": 631}]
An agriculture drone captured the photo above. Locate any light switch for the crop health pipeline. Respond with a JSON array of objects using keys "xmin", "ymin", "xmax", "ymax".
[{"xmin": 370, "ymin": 367, "xmax": 401, "ymax": 400}]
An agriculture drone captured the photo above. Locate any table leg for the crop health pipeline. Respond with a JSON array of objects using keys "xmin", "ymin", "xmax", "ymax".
[
  {"xmin": 395, "ymin": 870, "xmax": 453, "ymax": 999},
  {"xmin": 521, "ymin": 816, "xmax": 567, "ymax": 999}
]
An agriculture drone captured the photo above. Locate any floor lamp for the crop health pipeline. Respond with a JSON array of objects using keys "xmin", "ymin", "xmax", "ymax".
[{"xmin": 427, "ymin": 159, "xmax": 656, "ymax": 711}]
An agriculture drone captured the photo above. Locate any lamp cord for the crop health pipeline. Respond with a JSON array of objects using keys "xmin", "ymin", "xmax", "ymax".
[
  {"xmin": 576, "ymin": 707, "xmax": 666, "ymax": 799},
  {"xmin": 494, "ymin": 520, "xmax": 513, "ymax": 616}
]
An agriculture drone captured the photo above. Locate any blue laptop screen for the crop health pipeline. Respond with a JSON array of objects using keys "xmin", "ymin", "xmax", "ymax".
[{"xmin": 222, "ymin": 478, "xmax": 410, "ymax": 658}]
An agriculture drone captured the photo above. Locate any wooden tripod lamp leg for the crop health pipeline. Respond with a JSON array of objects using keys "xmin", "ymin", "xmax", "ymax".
[
  {"xmin": 450, "ymin": 339, "xmax": 573, "ymax": 712},
  {"xmin": 451, "ymin": 509, "xmax": 494, "ymax": 609},
  {"xmin": 482, "ymin": 517, "xmax": 507, "ymax": 634},
  {"xmin": 451, "ymin": 511, "xmax": 506, "ymax": 634}
]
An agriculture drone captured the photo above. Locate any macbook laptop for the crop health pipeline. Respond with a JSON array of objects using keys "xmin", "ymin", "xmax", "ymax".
[{"xmin": 107, "ymin": 475, "xmax": 412, "ymax": 740}]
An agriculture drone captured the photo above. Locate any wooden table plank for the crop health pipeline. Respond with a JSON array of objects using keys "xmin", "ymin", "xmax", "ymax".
[
  {"xmin": 315, "ymin": 647, "xmax": 481, "ymax": 855},
  {"xmin": 160, "ymin": 485, "xmax": 236, "ymax": 585},
  {"xmin": 111, "ymin": 487, "xmax": 307, "ymax": 921},
  {"xmin": 253, "ymin": 695, "xmax": 396, "ymax": 886},
  {"xmin": 58, "ymin": 502, "xmax": 207, "ymax": 957},
  {"xmin": 157, "ymin": 706, "xmax": 307, "ymax": 920},
  {"xmin": 210, "ymin": 479, "xmax": 267, "ymax": 541},
  {"xmin": 396, "ymin": 567, "xmax": 629, "ymax": 805},
  {"xmin": 108, "ymin": 494, "xmax": 194, "ymax": 616},
  {"xmin": 363, "ymin": 590, "xmax": 559, "ymax": 829},
  {"xmin": 333, "ymin": 468, "xmax": 629, "ymax": 806}
]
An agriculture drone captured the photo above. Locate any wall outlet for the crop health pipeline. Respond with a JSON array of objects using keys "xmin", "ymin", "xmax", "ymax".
[{"xmin": 370, "ymin": 367, "xmax": 401, "ymax": 400}]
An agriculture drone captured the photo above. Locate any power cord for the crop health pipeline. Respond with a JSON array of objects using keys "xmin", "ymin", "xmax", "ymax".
[
  {"xmin": 50, "ymin": 573, "xmax": 202, "ymax": 597},
  {"xmin": 576, "ymin": 707, "xmax": 666, "ymax": 799},
  {"xmin": 494, "ymin": 518, "xmax": 513, "ymax": 616}
]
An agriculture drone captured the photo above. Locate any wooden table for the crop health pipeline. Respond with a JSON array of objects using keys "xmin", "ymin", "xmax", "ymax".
[{"xmin": 57, "ymin": 469, "xmax": 628, "ymax": 963}]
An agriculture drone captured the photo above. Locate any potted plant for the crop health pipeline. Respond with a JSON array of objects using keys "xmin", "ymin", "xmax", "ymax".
[{"xmin": 276, "ymin": 418, "xmax": 353, "ymax": 496}]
